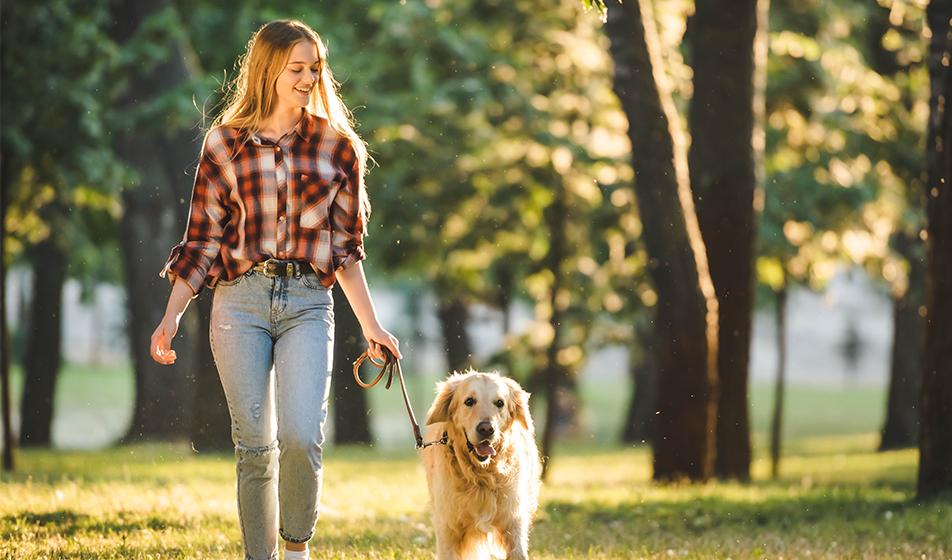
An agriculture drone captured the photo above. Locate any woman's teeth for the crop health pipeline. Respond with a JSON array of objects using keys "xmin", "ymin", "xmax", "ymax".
[{"xmin": 295, "ymin": 86, "xmax": 311, "ymax": 94}]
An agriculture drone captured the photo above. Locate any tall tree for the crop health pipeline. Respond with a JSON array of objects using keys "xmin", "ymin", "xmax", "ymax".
[
  {"xmin": 539, "ymin": 189, "xmax": 568, "ymax": 478},
  {"xmin": 0, "ymin": 174, "xmax": 11, "ymax": 466},
  {"xmin": 861, "ymin": 0, "xmax": 930, "ymax": 453},
  {"xmin": 436, "ymin": 291, "xmax": 473, "ymax": 373},
  {"xmin": 686, "ymin": 0, "xmax": 765, "ymax": 481},
  {"xmin": 2, "ymin": 0, "xmax": 124, "ymax": 448},
  {"xmin": 768, "ymin": 272, "xmax": 787, "ymax": 479},
  {"xmin": 189, "ymin": 296, "xmax": 231, "ymax": 450},
  {"xmin": 621, "ymin": 317, "xmax": 656, "ymax": 444},
  {"xmin": 17, "ymin": 235, "xmax": 68, "ymax": 446},
  {"xmin": 880, "ymin": 232, "xmax": 924, "ymax": 450},
  {"xmin": 917, "ymin": 0, "xmax": 952, "ymax": 499},
  {"xmin": 108, "ymin": 0, "xmax": 209, "ymax": 442},
  {"xmin": 605, "ymin": 0, "xmax": 719, "ymax": 481},
  {"xmin": 1, "ymin": 1, "xmax": 17, "ymax": 466},
  {"xmin": 332, "ymin": 284, "xmax": 372, "ymax": 445}
]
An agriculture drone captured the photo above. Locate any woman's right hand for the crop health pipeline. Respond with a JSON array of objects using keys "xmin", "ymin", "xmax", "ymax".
[{"xmin": 150, "ymin": 313, "xmax": 181, "ymax": 365}]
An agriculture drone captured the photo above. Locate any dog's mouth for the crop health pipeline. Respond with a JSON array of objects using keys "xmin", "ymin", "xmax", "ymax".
[{"xmin": 466, "ymin": 438, "xmax": 497, "ymax": 463}]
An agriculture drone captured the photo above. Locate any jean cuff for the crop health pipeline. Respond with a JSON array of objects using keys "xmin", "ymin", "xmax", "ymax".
[{"xmin": 280, "ymin": 527, "xmax": 314, "ymax": 544}]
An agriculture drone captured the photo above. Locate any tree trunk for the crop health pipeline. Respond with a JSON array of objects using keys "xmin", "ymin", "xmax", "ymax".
[
  {"xmin": 405, "ymin": 284, "xmax": 428, "ymax": 378},
  {"xmin": 331, "ymin": 284, "xmax": 372, "ymax": 445},
  {"xmin": 918, "ymin": 0, "xmax": 952, "ymax": 499},
  {"xmin": 622, "ymin": 317, "xmax": 656, "ymax": 444},
  {"xmin": 541, "ymin": 191, "xmax": 567, "ymax": 480},
  {"xmin": 1, "ymin": 315, "xmax": 11, "ymax": 469},
  {"xmin": 605, "ymin": 0, "xmax": 719, "ymax": 482},
  {"xmin": 880, "ymin": 232, "xmax": 924, "ymax": 451},
  {"xmin": 18, "ymin": 237, "xmax": 68, "ymax": 447},
  {"xmin": 109, "ymin": 0, "xmax": 204, "ymax": 442},
  {"xmin": 189, "ymin": 295, "xmax": 232, "ymax": 451},
  {"xmin": 769, "ymin": 280, "xmax": 787, "ymax": 480},
  {"xmin": 436, "ymin": 293, "xmax": 472, "ymax": 373},
  {"xmin": 1, "ymin": 145, "xmax": 15, "ymax": 469},
  {"xmin": 493, "ymin": 264, "xmax": 517, "ymax": 377},
  {"xmin": 687, "ymin": 0, "xmax": 764, "ymax": 482}
]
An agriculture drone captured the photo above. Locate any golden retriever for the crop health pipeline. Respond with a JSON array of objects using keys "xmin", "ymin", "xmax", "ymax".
[{"xmin": 422, "ymin": 371, "xmax": 541, "ymax": 560}]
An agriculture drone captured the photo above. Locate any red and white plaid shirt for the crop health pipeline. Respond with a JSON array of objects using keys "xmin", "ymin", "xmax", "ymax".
[{"xmin": 160, "ymin": 112, "xmax": 366, "ymax": 295}]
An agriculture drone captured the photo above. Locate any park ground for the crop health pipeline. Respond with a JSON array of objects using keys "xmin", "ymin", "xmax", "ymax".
[{"xmin": 1, "ymin": 365, "xmax": 950, "ymax": 559}]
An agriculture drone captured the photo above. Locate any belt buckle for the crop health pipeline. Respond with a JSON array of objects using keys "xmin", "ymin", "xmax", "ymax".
[
  {"xmin": 259, "ymin": 259, "xmax": 295, "ymax": 278},
  {"xmin": 257, "ymin": 259, "xmax": 277, "ymax": 278}
]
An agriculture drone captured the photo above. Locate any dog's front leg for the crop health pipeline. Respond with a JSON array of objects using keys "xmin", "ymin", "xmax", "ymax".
[
  {"xmin": 434, "ymin": 523, "xmax": 463, "ymax": 560},
  {"xmin": 502, "ymin": 517, "xmax": 530, "ymax": 560}
]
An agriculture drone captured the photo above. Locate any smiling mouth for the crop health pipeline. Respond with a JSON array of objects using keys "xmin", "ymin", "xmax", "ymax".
[
  {"xmin": 467, "ymin": 439, "xmax": 497, "ymax": 462},
  {"xmin": 294, "ymin": 86, "xmax": 312, "ymax": 95}
]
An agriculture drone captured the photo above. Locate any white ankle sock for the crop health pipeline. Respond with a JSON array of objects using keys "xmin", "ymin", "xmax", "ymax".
[{"xmin": 284, "ymin": 547, "xmax": 308, "ymax": 560}]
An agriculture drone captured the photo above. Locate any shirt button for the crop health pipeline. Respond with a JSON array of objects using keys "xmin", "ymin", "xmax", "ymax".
[
  {"xmin": 274, "ymin": 146, "xmax": 281, "ymax": 153},
  {"xmin": 301, "ymin": 174, "xmax": 308, "ymax": 181}
]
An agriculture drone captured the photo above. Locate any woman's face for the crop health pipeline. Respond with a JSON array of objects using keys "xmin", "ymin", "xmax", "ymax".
[{"xmin": 274, "ymin": 40, "xmax": 320, "ymax": 112}]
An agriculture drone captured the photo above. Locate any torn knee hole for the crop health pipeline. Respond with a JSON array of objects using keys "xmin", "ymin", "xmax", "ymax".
[{"xmin": 235, "ymin": 440, "xmax": 278, "ymax": 456}]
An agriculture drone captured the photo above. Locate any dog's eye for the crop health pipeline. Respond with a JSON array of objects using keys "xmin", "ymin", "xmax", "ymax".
[
  {"xmin": 495, "ymin": 399, "xmax": 504, "ymax": 408},
  {"xmin": 464, "ymin": 397, "xmax": 476, "ymax": 407}
]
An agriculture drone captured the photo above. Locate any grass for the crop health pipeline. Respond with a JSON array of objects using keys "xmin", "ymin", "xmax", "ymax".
[
  {"xmin": 1, "ymin": 441, "xmax": 948, "ymax": 559},
  {"xmin": 3, "ymin": 364, "xmax": 948, "ymax": 558}
]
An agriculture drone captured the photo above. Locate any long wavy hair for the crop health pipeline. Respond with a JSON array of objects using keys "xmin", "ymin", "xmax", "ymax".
[{"xmin": 213, "ymin": 19, "xmax": 370, "ymax": 220}]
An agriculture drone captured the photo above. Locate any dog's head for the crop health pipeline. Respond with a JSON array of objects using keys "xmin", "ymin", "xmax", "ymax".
[{"xmin": 425, "ymin": 370, "xmax": 533, "ymax": 465}]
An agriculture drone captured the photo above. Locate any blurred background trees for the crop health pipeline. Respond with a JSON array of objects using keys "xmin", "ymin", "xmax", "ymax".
[{"xmin": 1, "ymin": 0, "xmax": 948, "ymax": 496}]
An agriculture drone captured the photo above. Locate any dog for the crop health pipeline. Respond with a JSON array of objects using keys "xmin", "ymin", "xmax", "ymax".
[{"xmin": 422, "ymin": 371, "xmax": 542, "ymax": 560}]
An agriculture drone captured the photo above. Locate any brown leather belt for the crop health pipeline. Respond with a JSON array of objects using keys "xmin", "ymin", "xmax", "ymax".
[{"xmin": 251, "ymin": 258, "xmax": 309, "ymax": 278}]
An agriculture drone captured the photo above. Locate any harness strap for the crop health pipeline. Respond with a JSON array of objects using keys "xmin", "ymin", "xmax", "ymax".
[{"xmin": 352, "ymin": 349, "xmax": 447, "ymax": 449}]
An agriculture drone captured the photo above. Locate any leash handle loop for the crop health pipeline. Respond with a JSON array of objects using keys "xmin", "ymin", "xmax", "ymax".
[{"xmin": 352, "ymin": 349, "xmax": 444, "ymax": 449}]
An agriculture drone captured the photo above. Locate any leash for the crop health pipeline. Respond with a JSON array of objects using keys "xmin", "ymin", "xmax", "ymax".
[{"xmin": 352, "ymin": 348, "xmax": 447, "ymax": 450}]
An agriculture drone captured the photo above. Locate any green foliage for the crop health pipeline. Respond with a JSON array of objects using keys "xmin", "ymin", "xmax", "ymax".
[
  {"xmin": 1, "ymin": 0, "xmax": 127, "ymax": 290},
  {"xmin": 219, "ymin": 0, "xmax": 641, "ymax": 376},
  {"xmin": 757, "ymin": 0, "xmax": 928, "ymax": 296},
  {"xmin": 1, "ymin": 0, "xmax": 932, "ymax": 361}
]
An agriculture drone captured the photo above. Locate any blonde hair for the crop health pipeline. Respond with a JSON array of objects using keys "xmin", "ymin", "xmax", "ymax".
[{"xmin": 213, "ymin": 19, "xmax": 370, "ymax": 221}]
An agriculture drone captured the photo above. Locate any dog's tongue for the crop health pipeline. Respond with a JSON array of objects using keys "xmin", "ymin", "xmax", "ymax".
[{"xmin": 476, "ymin": 443, "xmax": 496, "ymax": 458}]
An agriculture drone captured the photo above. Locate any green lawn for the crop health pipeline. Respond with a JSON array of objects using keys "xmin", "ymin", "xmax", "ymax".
[
  {"xmin": 1, "ymin": 441, "xmax": 948, "ymax": 559},
  {"xmin": 4, "ymin": 364, "xmax": 948, "ymax": 558}
]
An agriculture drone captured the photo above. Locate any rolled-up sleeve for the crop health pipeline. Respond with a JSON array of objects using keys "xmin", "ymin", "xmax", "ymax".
[
  {"xmin": 331, "ymin": 145, "xmax": 367, "ymax": 271},
  {"xmin": 159, "ymin": 136, "xmax": 230, "ymax": 296}
]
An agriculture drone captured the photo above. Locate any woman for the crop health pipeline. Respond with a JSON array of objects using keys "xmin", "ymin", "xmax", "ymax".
[{"xmin": 149, "ymin": 20, "xmax": 400, "ymax": 560}]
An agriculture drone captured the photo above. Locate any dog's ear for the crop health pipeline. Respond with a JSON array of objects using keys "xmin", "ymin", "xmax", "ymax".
[
  {"xmin": 426, "ymin": 375, "xmax": 461, "ymax": 424},
  {"xmin": 503, "ymin": 377, "xmax": 533, "ymax": 433}
]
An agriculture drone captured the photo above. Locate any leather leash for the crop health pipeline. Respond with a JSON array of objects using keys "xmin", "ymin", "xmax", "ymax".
[{"xmin": 352, "ymin": 348, "xmax": 447, "ymax": 449}]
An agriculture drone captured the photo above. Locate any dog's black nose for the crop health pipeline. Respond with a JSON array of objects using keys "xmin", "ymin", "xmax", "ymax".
[{"xmin": 476, "ymin": 421, "xmax": 494, "ymax": 438}]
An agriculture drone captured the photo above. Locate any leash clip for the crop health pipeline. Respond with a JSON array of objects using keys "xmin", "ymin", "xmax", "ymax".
[{"xmin": 416, "ymin": 431, "xmax": 449, "ymax": 450}]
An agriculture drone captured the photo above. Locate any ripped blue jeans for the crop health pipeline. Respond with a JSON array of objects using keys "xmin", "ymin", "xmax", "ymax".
[{"xmin": 210, "ymin": 268, "xmax": 334, "ymax": 560}]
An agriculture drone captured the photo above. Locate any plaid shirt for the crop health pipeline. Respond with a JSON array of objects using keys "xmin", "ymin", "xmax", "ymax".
[{"xmin": 160, "ymin": 112, "xmax": 366, "ymax": 295}]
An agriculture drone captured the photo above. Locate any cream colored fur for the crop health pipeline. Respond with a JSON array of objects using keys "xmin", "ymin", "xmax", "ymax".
[{"xmin": 422, "ymin": 371, "xmax": 541, "ymax": 560}]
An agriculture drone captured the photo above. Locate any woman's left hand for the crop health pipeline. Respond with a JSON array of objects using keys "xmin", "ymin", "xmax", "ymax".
[{"xmin": 363, "ymin": 324, "xmax": 402, "ymax": 362}]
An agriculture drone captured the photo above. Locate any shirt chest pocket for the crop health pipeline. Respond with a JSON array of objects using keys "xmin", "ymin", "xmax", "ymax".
[{"xmin": 298, "ymin": 172, "xmax": 343, "ymax": 230}]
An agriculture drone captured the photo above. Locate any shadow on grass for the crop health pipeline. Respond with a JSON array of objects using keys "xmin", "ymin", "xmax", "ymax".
[{"xmin": 4, "ymin": 509, "xmax": 201, "ymax": 538}]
